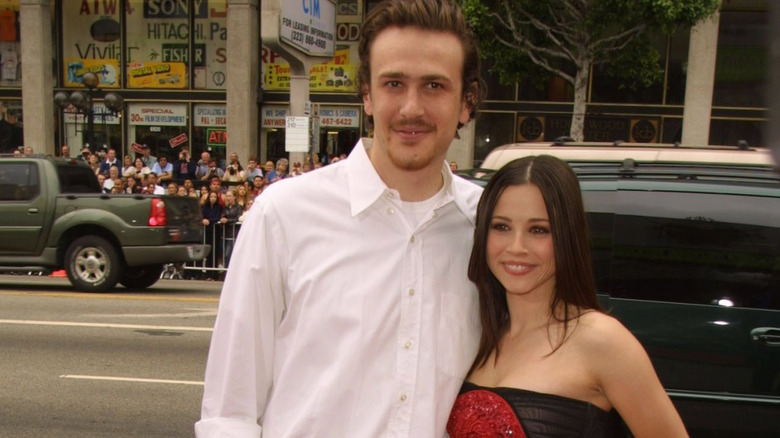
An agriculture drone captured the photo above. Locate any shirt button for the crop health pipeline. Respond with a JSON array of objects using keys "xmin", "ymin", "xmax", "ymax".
[
  {"xmin": 408, "ymin": 288, "xmax": 415, "ymax": 296},
  {"xmin": 410, "ymin": 235, "xmax": 415, "ymax": 243},
  {"xmin": 400, "ymin": 394, "xmax": 407, "ymax": 402},
  {"xmin": 386, "ymin": 192, "xmax": 394, "ymax": 198},
  {"xmin": 432, "ymin": 211, "xmax": 438, "ymax": 218},
  {"xmin": 387, "ymin": 207, "xmax": 394, "ymax": 215},
  {"xmin": 404, "ymin": 341, "xmax": 412, "ymax": 349}
]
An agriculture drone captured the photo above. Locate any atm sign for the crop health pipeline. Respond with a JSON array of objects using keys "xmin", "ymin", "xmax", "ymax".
[{"xmin": 207, "ymin": 128, "xmax": 227, "ymax": 146}]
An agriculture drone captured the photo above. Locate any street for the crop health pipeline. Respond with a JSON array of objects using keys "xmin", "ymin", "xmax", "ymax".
[{"xmin": 0, "ymin": 274, "xmax": 221, "ymax": 438}]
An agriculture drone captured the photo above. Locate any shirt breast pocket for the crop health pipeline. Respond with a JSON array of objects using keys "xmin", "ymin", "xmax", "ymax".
[{"xmin": 436, "ymin": 286, "xmax": 480, "ymax": 379}]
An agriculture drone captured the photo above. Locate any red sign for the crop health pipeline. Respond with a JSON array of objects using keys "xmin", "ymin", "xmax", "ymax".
[
  {"xmin": 130, "ymin": 142, "xmax": 144, "ymax": 153},
  {"xmin": 169, "ymin": 133, "xmax": 188, "ymax": 147}
]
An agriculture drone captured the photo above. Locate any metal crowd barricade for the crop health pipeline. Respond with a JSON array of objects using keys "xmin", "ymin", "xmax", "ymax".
[{"xmin": 160, "ymin": 222, "xmax": 242, "ymax": 280}]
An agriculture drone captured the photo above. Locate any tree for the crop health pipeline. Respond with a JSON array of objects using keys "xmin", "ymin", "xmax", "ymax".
[{"xmin": 460, "ymin": 0, "xmax": 719, "ymax": 141}]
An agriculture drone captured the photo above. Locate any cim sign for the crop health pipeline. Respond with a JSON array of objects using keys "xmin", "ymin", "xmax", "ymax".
[{"xmin": 280, "ymin": 0, "xmax": 336, "ymax": 57}]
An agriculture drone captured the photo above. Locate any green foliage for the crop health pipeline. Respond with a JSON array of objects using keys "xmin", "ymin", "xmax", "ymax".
[{"xmin": 460, "ymin": 0, "xmax": 719, "ymax": 89}]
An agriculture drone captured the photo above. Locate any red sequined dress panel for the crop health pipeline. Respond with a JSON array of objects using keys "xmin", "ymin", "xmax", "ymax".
[{"xmin": 447, "ymin": 382, "xmax": 623, "ymax": 438}]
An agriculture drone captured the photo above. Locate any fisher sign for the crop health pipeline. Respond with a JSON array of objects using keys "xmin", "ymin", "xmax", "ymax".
[{"xmin": 280, "ymin": 0, "xmax": 336, "ymax": 58}]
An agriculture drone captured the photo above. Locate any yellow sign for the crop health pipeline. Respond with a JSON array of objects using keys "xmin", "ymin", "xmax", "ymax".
[
  {"xmin": 127, "ymin": 62, "xmax": 187, "ymax": 89},
  {"xmin": 64, "ymin": 59, "xmax": 120, "ymax": 88},
  {"xmin": 265, "ymin": 48, "xmax": 356, "ymax": 92}
]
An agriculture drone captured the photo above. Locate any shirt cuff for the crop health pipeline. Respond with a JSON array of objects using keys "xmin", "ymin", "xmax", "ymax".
[{"xmin": 195, "ymin": 417, "xmax": 262, "ymax": 438}]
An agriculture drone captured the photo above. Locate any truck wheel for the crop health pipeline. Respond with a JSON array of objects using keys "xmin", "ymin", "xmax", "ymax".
[
  {"xmin": 120, "ymin": 264, "xmax": 164, "ymax": 289},
  {"xmin": 64, "ymin": 236, "xmax": 123, "ymax": 292}
]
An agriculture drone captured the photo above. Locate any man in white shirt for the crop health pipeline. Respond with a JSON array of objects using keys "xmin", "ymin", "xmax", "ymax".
[{"xmin": 196, "ymin": 0, "xmax": 487, "ymax": 436}]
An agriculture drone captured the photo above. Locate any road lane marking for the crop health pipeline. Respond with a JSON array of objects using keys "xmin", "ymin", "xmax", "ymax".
[
  {"xmin": 84, "ymin": 309, "xmax": 218, "ymax": 318},
  {"xmin": 60, "ymin": 375, "xmax": 203, "ymax": 386},
  {"xmin": 0, "ymin": 319, "xmax": 213, "ymax": 332}
]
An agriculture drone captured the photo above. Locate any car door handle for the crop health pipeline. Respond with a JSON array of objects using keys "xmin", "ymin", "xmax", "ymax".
[
  {"xmin": 751, "ymin": 327, "xmax": 780, "ymax": 347},
  {"xmin": 28, "ymin": 208, "xmax": 38, "ymax": 214}
]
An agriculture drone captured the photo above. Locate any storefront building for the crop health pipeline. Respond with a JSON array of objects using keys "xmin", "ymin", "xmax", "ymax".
[{"xmin": 0, "ymin": 0, "xmax": 770, "ymax": 168}]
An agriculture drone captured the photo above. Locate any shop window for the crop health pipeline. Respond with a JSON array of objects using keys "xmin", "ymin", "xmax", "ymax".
[
  {"xmin": 665, "ymin": 31, "xmax": 691, "ymax": 105},
  {"xmin": 0, "ymin": 100, "xmax": 22, "ymax": 153},
  {"xmin": 127, "ymin": 102, "xmax": 189, "ymax": 162},
  {"xmin": 61, "ymin": 1, "xmax": 121, "ymax": 89},
  {"xmin": 0, "ymin": 1, "xmax": 20, "ymax": 87},
  {"xmin": 473, "ymin": 112, "xmax": 515, "ymax": 167},
  {"xmin": 126, "ymin": 0, "xmax": 190, "ymax": 89},
  {"xmin": 713, "ymin": 11, "xmax": 768, "ymax": 108},
  {"xmin": 481, "ymin": 58, "xmax": 515, "ymax": 101},
  {"xmin": 193, "ymin": 103, "xmax": 227, "ymax": 161},
  {"xmin": 590, "ymin": 35, "xmax": 666, "ymax": 105},
  {"xmin": 709, "ymin": 119, "xmax": 766, "ymax": 148},
  {"xmin": 194, "ymin": 0, "xmax": 227, "ymax": 89}
]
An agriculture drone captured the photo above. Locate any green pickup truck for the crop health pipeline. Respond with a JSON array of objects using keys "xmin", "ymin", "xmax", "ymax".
[{"xmin": 0, "ymin": 155, "xmax": 210, "ymax": 292}]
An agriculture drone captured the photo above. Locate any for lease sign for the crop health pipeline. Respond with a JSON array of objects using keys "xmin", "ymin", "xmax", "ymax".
[{"xmin": 280, "ymin": 0, "xmax": 336, "ymax": 58}]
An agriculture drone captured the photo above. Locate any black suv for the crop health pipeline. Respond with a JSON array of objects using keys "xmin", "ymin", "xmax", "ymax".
[{"xmin": 459, "ymin": 159, "xmax": 780, "ymax": 437}]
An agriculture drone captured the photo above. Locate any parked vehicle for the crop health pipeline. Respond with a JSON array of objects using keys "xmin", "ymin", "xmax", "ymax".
[
  {"xmin": 0, "ymin": 155, "xmax": 209, "ymax": 292},
  {"xmin": 459, "ymin": 146, "xmax": 780, "ymax": 438}
]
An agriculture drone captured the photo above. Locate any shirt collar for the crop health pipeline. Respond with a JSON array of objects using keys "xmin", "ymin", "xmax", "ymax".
[{"xmin": 347, "ymin": 138, "xmax": 476, "ymax": 224}]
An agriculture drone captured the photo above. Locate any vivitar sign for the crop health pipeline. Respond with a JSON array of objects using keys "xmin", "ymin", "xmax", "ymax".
[{"xmin": 280, "ymin": 0, "xmax": 336, "ymax": 58}]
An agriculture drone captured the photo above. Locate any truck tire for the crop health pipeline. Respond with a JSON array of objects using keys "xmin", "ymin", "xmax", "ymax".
[
  {"xmin": 120, "ymin": 264, "xmax": 164, "ymax": 289},
  {"xmin": 64, "ymin": 236, "xmax": 123, "ymax": 292}
]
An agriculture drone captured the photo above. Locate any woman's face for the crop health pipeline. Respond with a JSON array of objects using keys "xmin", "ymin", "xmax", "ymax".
[
  {"xmin": 135, "ymin": 158, "xmax": 144, "ymax": 168},
  {"xmin": 209, "ymin": 192, "xmax": 218, "ymax": 203},
  {"xmin": 238, "ymin": 185, "xmax": 246, "ymax": 195},
  {"xmin": 486, "ymin": 184, "xmax": 556, "ymax": 298},
  {"xmin": 124, "ymin": 155, "xmax": 132, "ymax": 166}
]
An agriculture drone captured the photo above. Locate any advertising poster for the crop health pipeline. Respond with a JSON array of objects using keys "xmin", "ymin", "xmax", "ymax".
[
  {"xmin": 264, "ymin": 47, "xmax": 357, "ymax": 92},
  {"xmin": 63, "ymin": 58, "xmax": 121, "ymax": 88},
  {"xmin": 127, "ymin": 61, "xmax": 187, "ymax": 88}
]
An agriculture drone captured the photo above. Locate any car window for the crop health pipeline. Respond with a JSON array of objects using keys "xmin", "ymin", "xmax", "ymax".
[
  {"xmin": 607, "ymin": 187, "xmax": 780, "ymax": 310},
  {"xmin": 0, "ymin": 162, "xmax": 40, "ymax": 201}
]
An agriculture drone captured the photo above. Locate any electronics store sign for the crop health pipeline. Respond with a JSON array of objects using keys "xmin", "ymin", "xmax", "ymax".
[{"xmin": 280, "ymin": 0, "xmax": 336, "ymax": 57}]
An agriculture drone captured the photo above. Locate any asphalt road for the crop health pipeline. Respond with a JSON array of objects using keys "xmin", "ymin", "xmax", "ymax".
[{"xmin": 0, "ymin": 274, "xmax": 222, "ymax": 438}]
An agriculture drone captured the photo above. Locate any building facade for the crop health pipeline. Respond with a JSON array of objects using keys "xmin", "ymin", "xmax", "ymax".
[{"xmin": 1, "ymin": 0, "xmax": 769, "ymax": 168}]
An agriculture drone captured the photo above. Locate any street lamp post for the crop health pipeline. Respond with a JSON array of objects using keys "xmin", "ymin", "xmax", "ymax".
[{"xmin": 54, "ymin": 71, "xmax": 124, "ymax": 152}]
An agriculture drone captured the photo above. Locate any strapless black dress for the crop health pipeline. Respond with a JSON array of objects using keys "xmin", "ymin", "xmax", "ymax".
[{"xmin": 447, "ymin": 382, "xmax": 623, "ymax": 438}]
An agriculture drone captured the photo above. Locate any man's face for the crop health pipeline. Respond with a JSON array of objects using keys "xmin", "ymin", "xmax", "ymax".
[
  {"xmin": 363, "ymin": 27, "xmax": 469, "ymax": 175},
  {"xmin": 108, "ymin": 149, "xmax": 116, "ymax": 161},
  {"xmin": 62, "ymin": 146, "xmax": 70, "ymax": 157},
  {"xmin": 201, "ymin": 152, "xmax": 209, "ymax": 163},
  {"xmin": 159, "ymin": 157, "xmax": 167, "ymax": 166},
  {"xmin": 248, "ymin": 159, "xmax": 256, "ymax": 169},
  {"xmin": 265, "ymin": 161, "xmax": 274, "ymax": 172}
]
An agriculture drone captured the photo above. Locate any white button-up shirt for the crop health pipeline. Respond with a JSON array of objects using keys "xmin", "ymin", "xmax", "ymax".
[{"xmin": 196, "ymin": 139, "xmax": 482, "ymax": 437}]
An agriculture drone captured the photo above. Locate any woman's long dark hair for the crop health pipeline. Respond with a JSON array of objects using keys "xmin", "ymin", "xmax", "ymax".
[{"xmin": 467, "ymin": 155, "xmax": 602, "ymax": 373}]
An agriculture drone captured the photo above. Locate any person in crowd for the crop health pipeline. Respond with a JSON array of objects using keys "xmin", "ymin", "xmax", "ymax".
[
  {"xmin": 146, "ymin": 172, "xmax": 165, "ymax": 195},
  {"xmin": 140, "ymin": 144, "xmax": 157, "ymax": 168},
  {"xmin": 195, "ymin": 151, "xmax": 212, "ymax": 180},
  {"xmin": 266, "ymin": 157, "xmax": 289, "ymax": 184},
  {"xmin": 110, "ymin": 177, "xmax": 124, "ymax": 194},
  {"xmin": 195, "ymin": 0, "xmax": 487, "ymax": 435},
  {"xmin": 200, "ymin": 158, "xmax": 224, "ymax": 182},
  {"xmin": 198, "ymin": 185, "xmax": 209, "ymax": 205},
  {"xmin": 250, "ymin": 174, "xmax": 265, "ymax": 198},
  {"xmin": 102, "ymin": 165, "xmax": 121, "ymax": 192},
  {"xmin": 238, "ymin": 197, "xmax": 254, "ymax": 223},
  {"xmin": 87, "ymin": 153, "xmax": 101, "ymax": 176},
  {"xmin": 288, "ymin": 161, "xmax": 303, "ymax": 177},
  {"xmin": 244, "ymin": 155, "xmax": 263, "ymax": 181},
  {"xmin": 201, "ymin": 190, "xmax": 224, "ymax": 280},
  {"xmin": 119, "ymin": 154, "xmax": 133, "ymax": 176},
  {"xmin": 222, "ymin": 152, "xmax": 246, "ymax": 183},
  {"xmin": 96, "ymin": 173, "xmax": 108, "ymax": 193},
  {"xmin": 167, "ymin": 181, "xmax": 179, "ymax": 196},
  {"xmin": 446, "ymin": 155, "xmax": 688, "ymax": 438},
  {"xmin": 77, "ymin": 146, "xmax": 90, "ymax": 162},
  {"xmin": 263, "ymin": 160, "xmax": 274, "ymax": 177},
  {"xmin": 98, "ymin": 148, "xmax": 119, "ymax": 176},
  {"xmin": 61, "ymin": 144, "xmax": 71, "ymax": 158},
  {"xmin": 200, "ymin": 177, "xmax": 225, "ymax": 207},
  {"xmin": 125, "ymin": 175, "xmax": 141, "ymax": 194},
  {"xmin": 177, "ymin": 185, "xmax": 188, "ymax": 196},
  {"xmin": 219, "ymin": 188, "xmax": 242, "ymax": 269},
  {"xmin": 151, "ymin": 155, "xmax": 173, "ymax": 182},
  {"xmin": 24, "ymin": 146, "xmax": 33, "ymax": 155},
  {"xmin": 450, "ymin": 161, "xmax": 458, "ymax": 172},
  {"xmin": 125, "ymin": 157, "xmax": 149, "ymax": 180},
  {"xmin": 234, "ymin": 183, "xmax": 251, "ymax": 211},
  {"xmin": 173, "ymin": 147, "xmax": 198, "ymax": 180},
  {"xmin": 182, "ymin": 178, "xmax": 195, "ymax": 194}
]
